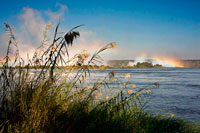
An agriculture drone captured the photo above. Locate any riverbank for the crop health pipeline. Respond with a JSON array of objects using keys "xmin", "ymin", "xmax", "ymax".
[{"xmin": 0, "ymin": 62, "xmax": 164, "ymax": 70}]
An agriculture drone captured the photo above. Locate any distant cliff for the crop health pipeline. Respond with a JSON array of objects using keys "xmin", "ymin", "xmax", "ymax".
[
  {"xmin": 107, "ymin": 60, "xmax": 135, "ymax": 67},
  {"xmin": 107, "ymin": 59, "xmax": 200, "ymax": 68},
  {"xmin": 180, "ymin": 60, "xmax": 200, "ymax": 68}
]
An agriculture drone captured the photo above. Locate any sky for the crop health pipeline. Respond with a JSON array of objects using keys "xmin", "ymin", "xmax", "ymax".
[{"xmin": 0, "ymin": 0, "xmax": 200, "ymax": 62}]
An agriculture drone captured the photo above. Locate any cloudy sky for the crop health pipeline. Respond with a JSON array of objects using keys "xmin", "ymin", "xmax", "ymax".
[{"xmin": 0, "ymin": 0, "xmax": 200, "ymax": 61}]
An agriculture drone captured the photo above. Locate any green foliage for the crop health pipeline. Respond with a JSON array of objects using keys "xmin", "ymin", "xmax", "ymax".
[{"xmin": 133, "ymin": 62, "xmax": 164, "ymax": 68}]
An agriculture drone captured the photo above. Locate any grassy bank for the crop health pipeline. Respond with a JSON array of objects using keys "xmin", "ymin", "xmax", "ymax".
[
  {"xmin": 0, "ymin": 23, "xmax": 199, "ymax": 133},
  {"xmin": 0, "ymin": 72, "xmax": 199, "ymax": 132}
]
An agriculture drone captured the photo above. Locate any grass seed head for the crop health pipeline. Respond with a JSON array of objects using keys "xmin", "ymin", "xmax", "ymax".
[
  {"xmin": 170, "ymin": 113, "xmax": 175, "ymax": 118},
  {"xmin": 124, "ymin": 73, "xmax": 131, "ymax": 79},
  {"xmin": 145, "ymin": 89, "xmax": 151, "ymax": 94},
  {"xmin": 110, "ymin": 42, "xmax": 117, "ymax": 48},
  {"xmin": 47, "ymin": 22, "xmax": 51, "ymax": 28},
  {"xmin": 131, "ymin": 83, "xmax": 136, "ymax": 88},
  {"xmin": 127, "ymin": 89, "xmax": 134, "ymax": 94}
]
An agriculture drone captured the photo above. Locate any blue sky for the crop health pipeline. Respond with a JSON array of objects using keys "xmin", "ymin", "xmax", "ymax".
[{"xmin": 0, "ymin": 0, "xmax": 200, "ymax": 60}]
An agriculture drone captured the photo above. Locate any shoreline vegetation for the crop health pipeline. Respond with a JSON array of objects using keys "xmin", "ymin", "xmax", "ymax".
[
  {"xmin": 0, "ymin": 23, "xmax": 199, "ymax": 132},
  {"xmin": 0, "ymin": 62, "xmax": 164, "ymax": 69}
]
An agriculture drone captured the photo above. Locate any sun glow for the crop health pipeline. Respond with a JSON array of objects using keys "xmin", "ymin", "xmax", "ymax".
[{"xmin": 151, "ymin": 57, "xmax": 183, "ymax": 67}]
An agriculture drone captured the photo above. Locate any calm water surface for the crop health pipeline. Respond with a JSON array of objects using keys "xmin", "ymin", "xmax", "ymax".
[{"xmin": 87, "ymin": 68, "xmax": 200, "ymax": 123}]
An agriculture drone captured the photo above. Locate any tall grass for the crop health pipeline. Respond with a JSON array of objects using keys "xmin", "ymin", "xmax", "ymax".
[{"xmin": 0, "ymin": 23, "xmax": 199, "ymax": 133}]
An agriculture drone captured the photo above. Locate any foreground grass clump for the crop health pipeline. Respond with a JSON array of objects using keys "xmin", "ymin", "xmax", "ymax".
[{"xmin": 0, "ymin": 23, "xmax": 199, "ymax": 133}]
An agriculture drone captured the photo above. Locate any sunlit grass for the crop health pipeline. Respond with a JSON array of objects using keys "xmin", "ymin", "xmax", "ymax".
[{"xmin": 0, "ymin": 23, "xmax": 199, "ymax": 133}]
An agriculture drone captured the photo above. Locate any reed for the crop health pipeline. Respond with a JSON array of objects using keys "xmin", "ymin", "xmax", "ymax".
[{"xmin": 0, "ymin": 23, "xmax": 199, "ymax": 133}]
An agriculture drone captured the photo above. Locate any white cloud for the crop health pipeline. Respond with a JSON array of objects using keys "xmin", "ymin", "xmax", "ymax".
[
  {"xmin": 0, "ymin": 3, "xmax": 113, "ymax": 65},
  {"xmin": 0, "ymin": 4, "xmax": 66, "ymax": 60},
  {"xmin": 45, "ymin": 3, "xmax": 68, "ymax": 24},
  {"xmin": 19, "ymin": 7, "xmax": 46, "ymax": 45}
]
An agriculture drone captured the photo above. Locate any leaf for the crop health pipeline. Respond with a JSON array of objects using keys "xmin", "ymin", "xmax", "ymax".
[
  {"xmin": 64, "ymin": 31, "xmax": 80, "ymax": 46},
  {"xmin": 4, "ymin": 23, "xmax": 9, "ymax": 28}
]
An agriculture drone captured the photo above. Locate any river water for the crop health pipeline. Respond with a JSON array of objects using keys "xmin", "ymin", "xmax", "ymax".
[{"xmin": 87, "ymin": 68, "xmax": 200, "ymax": 123}]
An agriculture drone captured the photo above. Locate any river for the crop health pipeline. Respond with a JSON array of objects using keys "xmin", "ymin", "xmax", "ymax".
[{"xmin": 87, "ymin": 68, "xmax": 200, "ymax": 123}]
